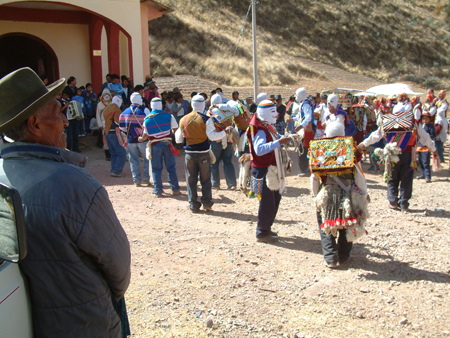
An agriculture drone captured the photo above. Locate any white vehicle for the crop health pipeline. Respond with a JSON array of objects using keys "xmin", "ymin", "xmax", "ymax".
[{"xmin": 0, "ymin": 183, "xmax": 33, "ymax": 337}]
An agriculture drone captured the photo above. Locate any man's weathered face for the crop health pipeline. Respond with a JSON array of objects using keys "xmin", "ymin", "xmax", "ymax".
[
  {"xmin": 35, "ymin": 100, "xmax": 69, "ymax": 149},
  {"xmin": 247, "ymin": 99, "xmax": 253, "ymax": 105}
]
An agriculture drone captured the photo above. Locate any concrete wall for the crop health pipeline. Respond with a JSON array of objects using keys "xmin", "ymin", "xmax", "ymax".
[
  {"xmin": 101, "ymin": 25, "xmax": 109, "ymax": 82},
  {"xmin": 0, "ymin": 20, "xmax": 91, "ymax": 86},
  {"xmin": 0, "ymin": 0, "xmax": 146, "ymax": 85},
  {"xmin": 119, "ymin": 31, "xmax": 129, "ymax": 80}
]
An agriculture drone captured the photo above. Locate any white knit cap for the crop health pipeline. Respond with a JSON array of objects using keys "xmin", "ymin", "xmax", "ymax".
[
  {"xmin": 256, "ymin": 93, "xmax": 267, "ymax": 104},
  {"xmin": 131, "ymin": 92, "xmax": 143, "ymax": 106},
  {"xmin": 211, "ymin": 93, "xmax": 222, "ymax": 105},
  {"xmin": 327, "ymin": 94, "xmax": 338, "ymax": 108},
  {"xmin": 295, "ymin": 88, "xmax": 307, "ymax": 103},
  {"xmin": 151, "ymin": 97, "xmax": 162, "ymax": 110},
  {"xmin": 112, "ymin": 95, "xmax": 123, "ymax": 107},
  {"xmin": 256, "ymin": 100, "xmax": 278, "ymax": 124},
  {"xmin": 325, "ymin": 121, "xmax": 345, "ymax": 138},
  {"xmin": 191, "ymin": 94, "xmax": 206, "ymax": 113}
]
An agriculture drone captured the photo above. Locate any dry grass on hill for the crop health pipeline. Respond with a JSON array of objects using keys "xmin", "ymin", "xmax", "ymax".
[{"xmin": 149, "ymin": 0, "xmax": 450, "ymax": 89}]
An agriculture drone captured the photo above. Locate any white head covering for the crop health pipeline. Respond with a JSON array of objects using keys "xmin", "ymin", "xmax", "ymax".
[
  {"xmin": 256, "ymin": 93, "xmax": 268, "ymax": 105},
  {"xmin": 112, "ymin": 95, "xmax": 123, "ymax": 107},
  {"xmin": 131, "ymin": 92, "xmax": 143, "ymax": 106},
  {"xmin": 256, "ymin": 100, "xmax": 278, "ymax": 124},
  {"xmin": 150, "ymin": 97, "xmax": 162, "ymax": 110},
  {"xmin": 101, "ymin": 88, "xmax": 112, "ymax": 103},
  {"xmin": 295, "ymin": 88, "xmax": 307, "ymax": 103},
  {"xmin": 325, "ymin": 121, "xmax": 345, "ymax": 138},
  {"xmin": 191, "ymin": 94, "xmax": 206, "ymax": 113},
  {"xmin": 211, "ymin": 93, "xmax": 222, "ymax": 105},
  {"xmin": 327, "ymin": 94, "xmax": 338, "ymax": 108}
]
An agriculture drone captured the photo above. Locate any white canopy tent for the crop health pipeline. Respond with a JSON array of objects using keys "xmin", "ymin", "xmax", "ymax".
[{"xmin": 354, "ymin": 83, "xmax": 424, "ymax": 97}]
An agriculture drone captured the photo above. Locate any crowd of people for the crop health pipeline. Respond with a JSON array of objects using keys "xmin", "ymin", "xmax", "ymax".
[{"xmin": 0, "ymin": 67, "xmax": 448, "ymax": 337}]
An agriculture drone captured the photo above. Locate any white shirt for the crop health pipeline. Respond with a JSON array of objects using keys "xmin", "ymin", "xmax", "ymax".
[
  {"xmin": 393, "ymin": 101, "xmax": 412, "ymax": 114},
  {"xmin": 175, "ymin": 115, "xmax": 226, "ymax": 150},
  {"xmin": 362, "ymin": 124, "xmax": 436, "ymax": 152},
  {"xmin": 322, "ymin": 108, "xmax": 345, "ymax": 128}
]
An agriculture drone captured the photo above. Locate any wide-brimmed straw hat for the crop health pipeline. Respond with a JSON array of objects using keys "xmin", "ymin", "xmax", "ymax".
[{"xmin": 0, "ymin": 67, "xmax": 65, "ymax": 133}]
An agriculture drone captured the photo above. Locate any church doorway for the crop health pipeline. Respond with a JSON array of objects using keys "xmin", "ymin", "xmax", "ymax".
[{"xmin": 0, "ymin": 33, "xmax": 59, "ymax": 82}]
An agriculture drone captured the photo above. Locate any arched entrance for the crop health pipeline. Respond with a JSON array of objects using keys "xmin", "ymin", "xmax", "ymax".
[{"xmin": 0, "ymin": 33, "xmax": 59, "ymax": 82}]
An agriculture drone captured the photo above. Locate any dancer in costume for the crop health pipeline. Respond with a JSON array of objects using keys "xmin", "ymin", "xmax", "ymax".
[
  {"xmin": 416, "ymin": 111, "xmax": 436, "ymax": 183},
  {"xmin": 310, "ymin": 121, "xmax": 369, "ymax": 268},
  {"xmin": 208, "ymin": 93, "xmax": 240, "ymax": 190},
  {"xmin": 96, "ymin": 88, "xmax": 112, "ymax": 160},
  {"xmin": 287, "ymin": 88, "xmax": 315, "ymax": 176},
  {"xmin": 433, "ymin": 93, "xmax": 448, "ymax": 163},
  {"xmin": 436, "ymin": 90, "xmax": 448, "ymax": 159},
  {"xmin": 322, "ymin": 94, "xmax": 357, "ymax": 137},
  {"xmin": 139, "ymin": 97, "xmax": 181, "ymax": 197},
  {"xmin": 411, "ymin": 96, "xmax": 422, "ymax": 123},
  {"xmin": 393, "ymin": 93, "xmax": 412, "ymax": 114},
  {"xmin": 175, "ymin": 95, "xmax": 232, "ymax": 213},
  {"xmin": 102, "ymin": 95, "xmax": 127, "ymax": 177},
  {"xmin": 246, "ymin": 100, "xmax": 293, "ymax": 243},
  {"xmin": 119, "ymin": 93, "xmax": 152, "ymax": 187},
  {"xmin": 357, "ymin": 101, "xmax": 436, "ymax": 212}
]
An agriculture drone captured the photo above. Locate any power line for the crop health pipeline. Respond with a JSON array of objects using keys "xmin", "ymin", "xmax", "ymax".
[{"xmin": 224, "ymin": 2, "xmax": 253, "ymax": 85}]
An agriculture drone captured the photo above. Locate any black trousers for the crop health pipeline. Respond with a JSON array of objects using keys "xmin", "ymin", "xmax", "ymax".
[
  {"xmin": 317, "ymin": 212, "xmax": 352, "ymax": 264},
  {"xmin": 254, "ymin": 167, "xmax": 281, "ymax": 237},
  {"xmin": 387, "ymin": 152, "xmax": 413, "ymax": 209},
  {"xmin": 298, "ymin": 144, "xmax": 309, "ymax": 173}
]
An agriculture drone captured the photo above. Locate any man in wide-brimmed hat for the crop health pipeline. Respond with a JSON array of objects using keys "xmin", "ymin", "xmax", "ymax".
[{"xmin": 0, "ymin": 68, "xmax": 131, "ymax": 337}]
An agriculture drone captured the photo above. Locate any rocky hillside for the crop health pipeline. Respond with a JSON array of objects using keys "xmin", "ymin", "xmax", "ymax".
[{"xmin": 149, "ymin": 0, "xmax": 450, "ymax": 89}]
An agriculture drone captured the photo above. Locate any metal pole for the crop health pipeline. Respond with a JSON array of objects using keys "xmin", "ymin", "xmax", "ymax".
[{"xmin": 252, "ymin": 1, "xmax": 258, "ymax": 101}]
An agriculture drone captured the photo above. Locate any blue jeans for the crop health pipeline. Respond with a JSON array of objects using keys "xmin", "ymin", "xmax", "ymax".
[
  {"xmin": 210, "ymin": 141, "xmax": 236, "ymax": 187},
  {"xmin": 418, "ymin": 151, "xmax": 431, "ymax": 180},
  {"xmin": 435, "ymin": 140, "xmax": 444, "ymax": 162},
  {"xmin": 105, "ymin": 131, "xmax": 126, "ymax": 175},
  {"xmin": 151, "ymin": 142, "xmax": 180, "ymax": 195},
  {"xmin": 127, "ymin": 142, "xmax": 150, "ymax": 184},
  {"xmin": 185, "ymin": 152, "xmax": 212, "ymax": 210}
]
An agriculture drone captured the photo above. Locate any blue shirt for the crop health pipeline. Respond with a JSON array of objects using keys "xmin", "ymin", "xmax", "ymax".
[
  {"xmin": 107, "ymin": 83, "xmax": 124, "ymax": 95},
  {"xmin": 253, "ymin": 129, "xmax": 281, "ymax": 156}
]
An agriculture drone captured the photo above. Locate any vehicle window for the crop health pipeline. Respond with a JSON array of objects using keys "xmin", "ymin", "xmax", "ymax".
[{"xmin": 0, "ymin": 191, "xmax": 19, "ymax": 262}]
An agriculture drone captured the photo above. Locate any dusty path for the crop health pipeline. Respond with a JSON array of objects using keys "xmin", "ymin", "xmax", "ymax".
[{"xmin": 81, "ymin": 135, "xmax": 450, "ymax": 338}]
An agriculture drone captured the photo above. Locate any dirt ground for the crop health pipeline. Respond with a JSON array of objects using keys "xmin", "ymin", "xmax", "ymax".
[{"xmin": 81, "ymin": 132, "xmax": 450, "ymax": 337}]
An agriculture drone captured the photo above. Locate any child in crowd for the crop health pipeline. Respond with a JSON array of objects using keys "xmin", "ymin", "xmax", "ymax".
[
  {"xmin": 72, "ymin": 88, "xmax": 86, "ymax": 137},
  {"xmin": 83, "ymin": 89, "xmax": 95, "ymax": 135},
  {"xmin": 107, "ymin": 74, "xmax": 124, "ymax": 95},
  {"xmin": 416, "ymin": 111, "xmax": 436, "ymax": 182}
]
